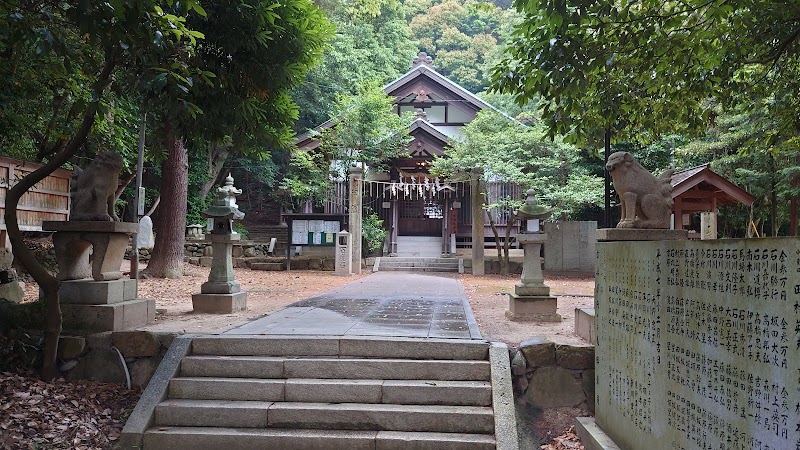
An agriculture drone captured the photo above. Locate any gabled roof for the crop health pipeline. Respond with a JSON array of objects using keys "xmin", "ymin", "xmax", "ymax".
[
  {"xmin": 296, "ymin": 52, "xmax": 511, "ymax": 151},
  {"xmin": 384, "ymin": 57, "xmax": 491, "ymax": 112},
  {"xmin": 408, "ymin": 118, "xmax": 452, "ymax": 144},
  {"xmin": 670, "ymin": 164, "xmax": 755, "ymax": 207}
]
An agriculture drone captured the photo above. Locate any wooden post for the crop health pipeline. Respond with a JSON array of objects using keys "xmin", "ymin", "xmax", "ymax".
[{"xmin": 390, "ymin": 198, "xmax": 398, "ymax": 256}]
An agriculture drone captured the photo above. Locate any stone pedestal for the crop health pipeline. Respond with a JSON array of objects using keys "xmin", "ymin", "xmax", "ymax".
[
  {"xmin": 596, "ymin": 228, "xmax": 688, "ymax": 241},
  {"xmin": 192, "ymin": 234, "xmax": 247, "ymax": 313},
  {"xmin": 58, "ymin": 278, "xmax": 155, "ymax": 333},
  {"xmin": 43, "ymin": 221, "xmax": 139, "ymax": 281},
  {"xmin": 506, "ymin": 233, "xmax": 561, "ymax": 322}
]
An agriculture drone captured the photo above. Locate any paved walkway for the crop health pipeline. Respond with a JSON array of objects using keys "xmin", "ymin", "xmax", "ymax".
[{"xmin": 225, "ymin": 272, "xmax": 481, "ymax": 339}]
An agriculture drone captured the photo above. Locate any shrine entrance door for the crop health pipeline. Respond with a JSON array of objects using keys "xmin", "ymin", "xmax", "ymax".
[{"xmin": 398, "ymin": 198, "xmax": 443, "ymax": 236}]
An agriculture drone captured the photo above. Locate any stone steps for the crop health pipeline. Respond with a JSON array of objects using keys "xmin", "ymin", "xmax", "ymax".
[
  {"xmin": 395, "ymin": 236, "xmax": 444, "ymax": 258},
  {"xmin": 143, "ymin": 427, "xmax": 497, "ymax": 450},
  {"xmin": 155, "ymin": 400, "xmax": 494, "ymax": 433},
  {"xmin": 376, "ymin": 257, "xmax": 461, "ymax": 273},
  {"xmin": 179, "ymin": 355, "xmax": 490, "ymax": 381},
  {"xmin": 190, "ymin": 335, "xmax": 489, "ymax": 360},
  {"xmin": 125, "ymin": 335, "xmax": 512, "ymax": 449},
  {"xmin": 243, "ymin": 224, "xmax": 289, "ymax": 248},
  {"xmin": 249, "ymin": 262, "xmax": 286, "ymax": 271},
  {"xmin": 169, "ymin": 376, "xmax": 492, "ymax": 405}
]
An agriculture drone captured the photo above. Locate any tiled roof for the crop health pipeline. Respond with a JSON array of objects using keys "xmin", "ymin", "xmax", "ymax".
[{"xmin": 670, "ymin": 164, "xmax": 709, "ymax": 187}]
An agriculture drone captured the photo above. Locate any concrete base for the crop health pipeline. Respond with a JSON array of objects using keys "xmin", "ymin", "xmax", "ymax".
[
  {"xmin": 60, "ymin": 278, "xmax": 138, "ymax": 305},
  {"xmin": 575, "ymin": 417, "xmax": 621, "ymax": 450},
  {"xmin": 505, "ymin": 294, "xmax": 561, "ymax": 322},
  {"xmin": 62, "ymin": 298, "xmax": 156, "ymax": 333},
  {"xmin": 192, "ymin": 291, "xmax": 247, "ymax": 313},
  {"xmin": 574, "ymin": 307, "xmax": 596, "ymax": 344},
  {"xmin": 596, "ymin": 228, "xmax": 688, "ymax": 241}
]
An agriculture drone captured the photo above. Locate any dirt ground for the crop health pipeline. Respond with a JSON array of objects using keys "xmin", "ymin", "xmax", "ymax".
[
  {"xmin": 22, "ymin": 263, "xmax": 595, "ymax": 344},
  {"xmin": 135, "ymin": 263, "xmax": 369, "ymax": 333},
  {"xmin": 460, "ymin": 272, "xmax": 595, "ymax": 346}
]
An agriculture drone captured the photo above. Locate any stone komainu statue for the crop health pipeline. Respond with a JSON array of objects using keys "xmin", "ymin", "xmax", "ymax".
[
  {"xmin": 69, "ymin": 151, "xmax": 123, "ymax": 221},
  {"xmin": 606, "ymin": 151, "xmax": 673, "ymax": 229}
]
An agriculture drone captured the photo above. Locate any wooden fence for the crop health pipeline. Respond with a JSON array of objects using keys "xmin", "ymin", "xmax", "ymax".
[{"xmin": 0, "ymin": 157, "xmax": 72, "ymax": 247}]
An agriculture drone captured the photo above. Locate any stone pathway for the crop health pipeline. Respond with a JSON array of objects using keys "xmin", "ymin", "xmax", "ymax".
[{"xmin": 225, "ymin": 272, "xmax": 481, "ymax": 339}]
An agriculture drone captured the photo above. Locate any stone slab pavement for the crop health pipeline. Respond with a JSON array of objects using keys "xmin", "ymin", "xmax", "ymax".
[{"xmin": 225, "ymin": 272, "xmax": 482, "ymax": 339}]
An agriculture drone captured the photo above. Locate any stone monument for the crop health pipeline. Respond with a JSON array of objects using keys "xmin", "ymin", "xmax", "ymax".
[
  {"xmin": 42, "ymin": 152, "xmax": 154, "ymax": 332},
  {"xmin": 580, "ymin": 237, "xmax": 800, "ymax": 449},
  {"xmin": 191, "ymin": 175, "xmax": 247, "ymax": 313},
  {"xmin": 598, "ymin": 151, "xmax": 687, "ymax": 241},
  {"xmin": 335, "ymin": 231, "xmax": 352, "ymax": 276},
  {"xmin": 506, "ymin": 190, "xmax": 561, "ymax": 322}
]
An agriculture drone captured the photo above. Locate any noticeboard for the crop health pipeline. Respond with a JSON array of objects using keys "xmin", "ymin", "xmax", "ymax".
[{"xmin": 291, "ymin": 219, "xmax": 340, "ymax": 245}]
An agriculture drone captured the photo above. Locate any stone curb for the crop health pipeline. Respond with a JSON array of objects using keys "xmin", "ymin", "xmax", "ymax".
[
  {"xmin": 119, "ymin": 335, "xmax": 193, "ymax": 449},
  {"xmin": 459, "ymin": 282, "xmax": 483, "ymax": 339},
  {"xmin": 575, "ymin": 417, "xmax": 621, "ymax": 450},
  {"xmin": 489, "ymin": 342, "xmax": 519, "ymax": 450}
]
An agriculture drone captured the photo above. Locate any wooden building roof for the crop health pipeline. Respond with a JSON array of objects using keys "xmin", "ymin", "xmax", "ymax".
[
  {"xmin": 670, "ymin": 164, "xmax": 755, "ymax": 212},
  {"xmin": 296, "ymin": 52, "xmax": 507, "ymax": 155}
]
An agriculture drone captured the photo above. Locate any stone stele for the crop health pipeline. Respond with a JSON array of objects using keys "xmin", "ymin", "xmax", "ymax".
[{"xmin": 592, "ymin": 237, "xmax": 799, "ymax": 449}]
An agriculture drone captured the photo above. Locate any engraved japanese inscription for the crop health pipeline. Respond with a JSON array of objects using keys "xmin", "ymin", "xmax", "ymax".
[{"xmin": 595, "ymin": 238, "xmax": 799, "ymax": 450}]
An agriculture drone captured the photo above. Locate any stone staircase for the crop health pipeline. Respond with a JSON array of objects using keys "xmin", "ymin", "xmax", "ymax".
[
  {"xmin": 122, "ymin": 335, "xmax": 517, "ymax": 449},
  {"xmin": 396, "ymin": 236, "xmax": 443, "ymax": 257},
  {"xmin": 243, "ymin": 224, "xmax": 289, "ymax": 251},
  {"xmin": 376, "ymin": 257, "xmax": 461, "ymax": 273}
]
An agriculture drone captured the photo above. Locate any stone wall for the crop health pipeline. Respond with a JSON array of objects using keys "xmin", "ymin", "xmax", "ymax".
[
  {"xmin": 543, "ymin": 221, "xmax": 596, "ymax": 272},
  {"xmin": 462, "ymin": 258, "xmax": 523, "ymax": 274},
  {"xmin": 57, "ymin": 331, "xmax": 178, "ymax": 388},
  {"xmin": 511, "ymin": 337, "xmax": 595, "ymax": 411},
  {"xmin": 595, "ymin": 237, "xmax": 799, "ymax": 449},
  {"xmin": 183, "ymin": 241, "xmax": 337, "ymax": 271}
]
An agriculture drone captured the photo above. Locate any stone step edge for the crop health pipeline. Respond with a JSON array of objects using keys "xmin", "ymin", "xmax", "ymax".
[
  {"xmin": 143, "ymin": 427, "xmax": 497, "ymax": 450},
  {"xmin": 189, "ymin": 335, "xmax": 490, "ymax": 360},
  {"xmin": 177, "ymin": 358, "xmax": 491, "ymax": 381},
  {"xmin": 154, "ymin": 401, "xmax": 495, "ymax": 434},
  {"xmin": 167, "ymin": 377, "xmax": 492, "ymax": 404},
  {"xmin": 157, "ymin": 399, "xmax": 494, "ymax": 414}
]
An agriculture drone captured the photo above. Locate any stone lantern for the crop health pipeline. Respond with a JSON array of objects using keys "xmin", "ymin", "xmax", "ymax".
[
  {"xmin": 191, "ymin": 175, "xmax": 247, "ymax": 313},
  {"xmin": 506, "ymin": 189, "xmax": 561, "ymax": 322}
]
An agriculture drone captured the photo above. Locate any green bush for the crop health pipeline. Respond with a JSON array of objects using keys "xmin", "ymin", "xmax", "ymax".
[{"xmin": 362, "ymin": 209, "xmax": 387, "ymax": 256}]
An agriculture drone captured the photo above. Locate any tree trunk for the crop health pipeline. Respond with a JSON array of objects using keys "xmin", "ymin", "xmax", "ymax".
[
  {"xmin": 503, "ymin": 216, "xmax": 515, "ymax": 275},
  {"xmin": 486, "ymin": 210, "xmax": 507, "ymax": 276},
  {"xmin": 4, "ymin": 52, "xmax": 115, "ymax": 380},
  {"xmin": 144, "ymin": 127, "xmax": 189, "ymax": 278},
  {"xmin": 198, "ymin": 141, "xmax": 231, "ymax": 202}
]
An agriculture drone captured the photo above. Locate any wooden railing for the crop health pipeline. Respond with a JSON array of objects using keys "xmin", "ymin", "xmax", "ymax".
[{"xmin": 0, "ymin": 157, "xmax": 72, "ymax": 247}]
